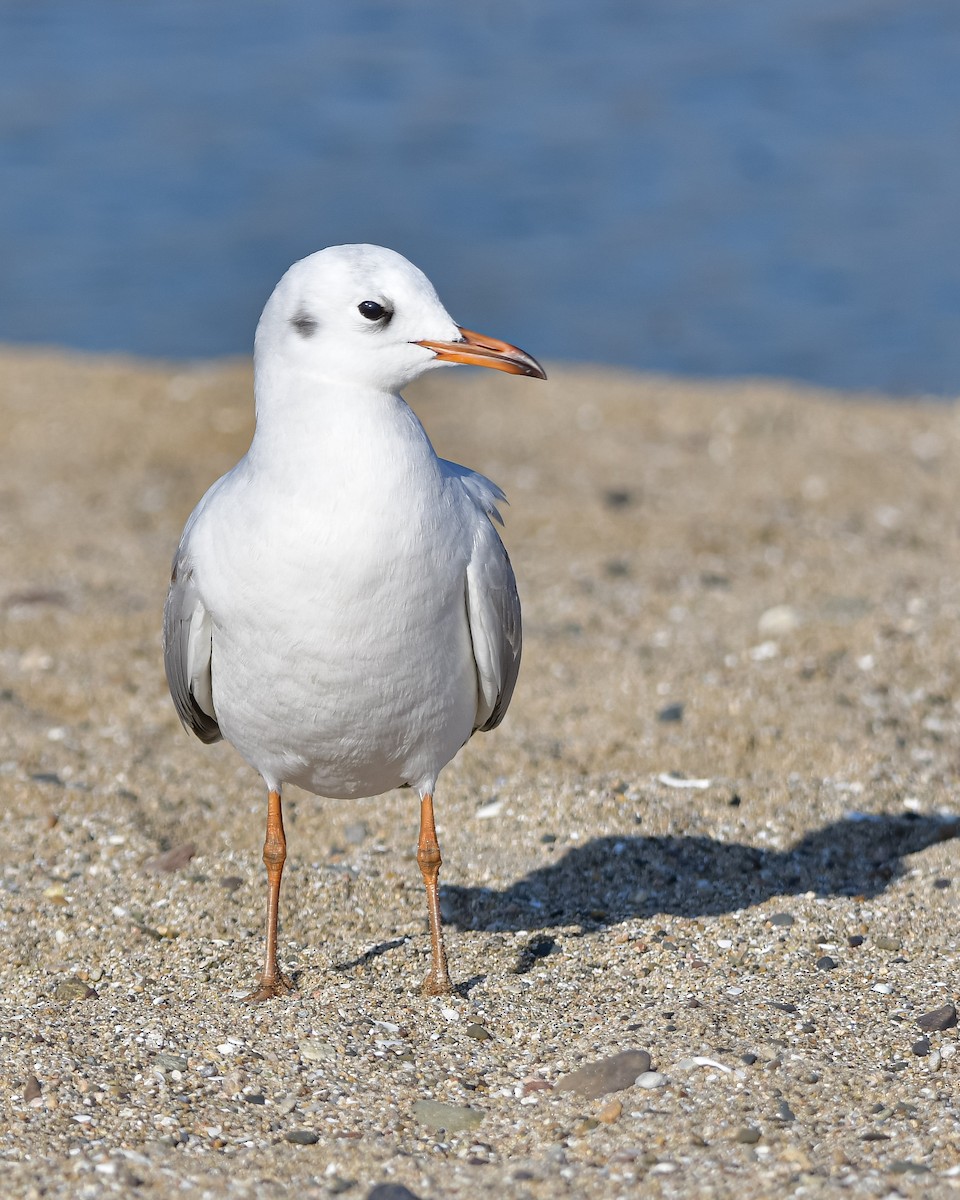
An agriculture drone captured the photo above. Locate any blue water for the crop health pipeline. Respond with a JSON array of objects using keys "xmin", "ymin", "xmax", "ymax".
[{"xmin": 2, "ymin": 1, "xmax": 960, "ymax": 393}]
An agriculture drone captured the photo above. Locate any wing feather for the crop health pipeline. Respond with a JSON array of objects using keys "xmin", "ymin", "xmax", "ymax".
[
  {"xmin": 162, "ymin": 549, "xmax": 221, "ymax": 744},
  {"xmin": 464, "ymin": 511, "xmax": 522, "ymax": 732}
]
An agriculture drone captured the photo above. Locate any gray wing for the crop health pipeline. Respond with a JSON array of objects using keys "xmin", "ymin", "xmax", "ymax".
[
  {"xmin": 162, "ymin": 546, "xmax": 222, "ymax": 744},
  {"xmin": 465, "ymin": 516, "xmax": 522, "ymax": 732}
]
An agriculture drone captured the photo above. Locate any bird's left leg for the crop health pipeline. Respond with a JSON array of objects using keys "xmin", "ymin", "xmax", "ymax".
[
  {"xmin": 417, "ymin": 791, "xmax": 453, "ymax": 995},
  {"xmin": 245, "ymin": 787, "xmax": 296, "ymax": 1002}
]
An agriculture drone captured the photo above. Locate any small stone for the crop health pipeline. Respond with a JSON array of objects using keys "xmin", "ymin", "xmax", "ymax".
[
  {"xmin": 522, "ymin": 1079, "xmax": 553, "ymax": 1094},
  {"xmin": 776, "ymin": 1100, "xmax": 797, "ymax": 1122},
  {"xmin": 411, "ymin": 1100, "xmax": 484, "ymax": 1132},
  {"xmin": 768, "ymin": 913, "xmax": 795, "ymax": 927},
  {"xmin": 816, "ymin": 955, "xmax": 838, "ymax": 971},
  {"xmin": 635, "ymin": 1071, "xmax": 667, "ymax": 1089},
  {"xmin": 555, "ymin": 1050, "xmax": 652, "ymax": 1099},
  {"xmin": 597, "ymin": 1098, "xmax": 622, "ymax": 1124},
  {"xmin": 758, "ymin": 605, "xmax": 800, "ymax": 636},
  {"xmin": 53, "ymin": 978, "xmax": 96, "ymax": 1002},
  {"xmin": 465, "ymin": 1023, "xmax": 493, "ymax": 1041},
  {"xmin": 847, "ymin": 934, "xmax": 864, "ymax": 947},
  {"xmin": 917, "ymin": 1003, "xmax": 957, "ymax": 1032},
  {"xmin": 875, "ymin": 935, "xmax": 902, "ymax": 952},
  {"xmin": 143, "ymin": 843, "xmax": 196, "ymax": 873},
  {"xmin": 657, "ymin": 703, "xmax": 684, "ymax": 723},
  {"xmin": 889, "ymin": 1161, "xmax": 930, "ymax": 1176},
  {"xmin": 274, "ymin": 1092, "xmax": 299, "ymax": 1115},
  {"xmin": 912, "ymin": 1037, "xmax": 930, "ymax": 1057},
  {"xmin": 741, "ymin": 1053, "xmax": 758, "ymax": 1065},
  {"xmin": 735, "ymin": 1126, "xmax": 761, "ymax": 1144},
  {"xmin": 299, "ymin": 1038, "xmax": 336, "ymax": 1062},
  {"xmin": 155, "ymin": 1053, "xmax": 188, "ymax": 1072},
  {"xmin": 241, "ymin": 1092, "xmax": 266, "ymax": 1104},
  {"xmin": 367, "ymin": 1187, "xmax": 423, "ymax": 1200},
  {"xmin": 285, "ymin": 1129, "xmax": 319, "ymax": 1145},
  {"xmin": 219, "ymin": 876, "xmax": 244, "ymax": 892},
  {"xmin": 23, "ymin": 1076, "xmax": 41, "ymax": 1104},
  {"xmin": 343, "ymin": 821, "xmax": 368, "ymax": 845}
]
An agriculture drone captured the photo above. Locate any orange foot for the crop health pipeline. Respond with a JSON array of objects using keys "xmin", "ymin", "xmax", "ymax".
[
  {"xmin": 421, "ymin": 970, "xmax": 453, "ymax": 997},
  {"xmin": 243, "ymin": 972, "xmax": 295, "ymax": 1003}
]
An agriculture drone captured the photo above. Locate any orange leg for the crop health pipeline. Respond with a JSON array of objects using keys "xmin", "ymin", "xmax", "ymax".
[
  {"xmin": 245, "ymin": 788, "xmax": 295, "ymax": 1002},
  {"xmin": 417, "ymin": 792, "xmax": 453, "ymax": 995}
]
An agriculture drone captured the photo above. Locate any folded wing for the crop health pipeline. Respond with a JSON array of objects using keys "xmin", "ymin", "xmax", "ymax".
[{"xmin": 162, "ymin": 548, "xmax": 222, "ymax": 744}]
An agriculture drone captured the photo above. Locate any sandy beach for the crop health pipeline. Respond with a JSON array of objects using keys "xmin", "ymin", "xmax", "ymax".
[{"xmin": 0, "ymin": 347, "xmax": 958, "ymax": 1198}]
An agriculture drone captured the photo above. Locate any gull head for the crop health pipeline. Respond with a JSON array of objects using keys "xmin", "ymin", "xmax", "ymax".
[{"xmin": 255, "ymin": 244, "xmax": 546, "ymax": 394}]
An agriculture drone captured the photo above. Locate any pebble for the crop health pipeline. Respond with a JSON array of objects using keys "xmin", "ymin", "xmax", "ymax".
[
  {"xmin": 917, "ymin": 1003, "xmax": 957, "ymax": 1031},
  {"xmin": 768, "ymin": 912, "xmax": 795, "ymax": 927},
  {"xmin": 143, "ymin": 842, "xmax": 196, "ymax": 873},
  {"xmin": 912, "ymin": 1037, "xmax": 930, "ymax": 1057},
  {"xmin": 848, "ymin": 934, "xmax": 864, "ymax": 947},
  {"xmin": 23, "ymin": 1076, "xmax": 41, "ymax": 1105},
  {"xmin": 656, "ymin": 703, "xmax": 684, "ymax": 723},
  {"xmin": 875, "ymin": 935, "xmax": 902, "ymax": 951},
  {"xmin": 555, "ymin": 1050, "xmax": 652, "ymax": 1099},
  {"xmin": 155, "ymin": 1053, "xmax": 188, "ymax": 1072},
  {"xmin": 274, "ymin": 1092, "xmax": 299, "ymax": 1115},
  {"xmin": 299, "ymin": 1038, "xmax": 337, "ymax": 1062},
  {"xmin": 411, "ymin": 1099, "xmax": 484, "ymax": 1132},
  {"xmin": 465, "ymin": 1023, "xmax": 493, "ymax": 1041},
  {"xmin": 343, "ymin": 821, "xmax": 368, "ymax": 845},
  {"xmin": 368, "ymin": 1188, "xmax": 423, "ymax": 1200},
  {"xmin": 776, "ymin": 1100, "xmax": 797, "ymax": 1122},
  {"xmin": 816, "ymin": 955, "xmax": 838, "ymax": 971},
  {"xmin": 53, "ymin": 978, "xmax": 96, "ymax": 1002},
  {"xmin": 635, "ymin": 1071, "xmax": 667, "ymax": 1089},
  {"xmin": 284, "ymin": 1129, "xmax": 319, "ymax": 1145},
  {"xmin": 758, "ymin": 605, "xmax": 801, "ymax": 636},
  {"xmin": 735, "ymin": 1126, "xmax": 761, "ymax": 1144},
  {"xmin": 597, "ymin": 1098, "xmax": 622, "ymax": 1124}
]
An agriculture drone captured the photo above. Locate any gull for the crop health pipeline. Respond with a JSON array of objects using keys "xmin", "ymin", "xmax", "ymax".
[{"xmin": 163, "ymin": 244, "xmax": 545, "ymax": 1000}]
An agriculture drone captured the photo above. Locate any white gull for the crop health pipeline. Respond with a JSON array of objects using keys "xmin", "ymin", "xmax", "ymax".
[{"xmin": 163, "ymin": 243, "xmax": 545, "ymax": 999}]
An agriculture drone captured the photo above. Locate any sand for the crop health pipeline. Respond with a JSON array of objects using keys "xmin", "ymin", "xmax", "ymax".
[{"xmin": 0, "ymin": 347, "xmax": 959, "ymax": 1198}]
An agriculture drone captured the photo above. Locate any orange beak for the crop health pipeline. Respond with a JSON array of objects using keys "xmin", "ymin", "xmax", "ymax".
[{"xmin": 415, "ymin": 326, "xmax": 547, "ymax": 379}]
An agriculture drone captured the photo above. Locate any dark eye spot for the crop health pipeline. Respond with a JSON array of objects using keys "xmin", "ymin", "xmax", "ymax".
[
  {"xmin": 358, "ymin": 300, "xmax": 391, "ymax": 324},
  {"xmin": 291, "ymin": 311, "xmax": 318, "ymax": 337}
]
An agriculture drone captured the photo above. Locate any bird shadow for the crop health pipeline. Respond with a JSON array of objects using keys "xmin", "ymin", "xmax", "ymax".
[{"xmin": 441, "ymin": 812, "xmax": 959, "ymax": 934}]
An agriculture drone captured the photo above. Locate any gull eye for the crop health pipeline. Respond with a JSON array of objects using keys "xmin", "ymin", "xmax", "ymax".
[{"xmin": 358, "ymin": 300, "xmax": 391, "ymax": 323}]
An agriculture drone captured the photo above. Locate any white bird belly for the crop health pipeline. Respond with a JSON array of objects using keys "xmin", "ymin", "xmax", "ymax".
[{"xmin": 196, "ymin": 479, "xmax": 479, "ymax": 798}]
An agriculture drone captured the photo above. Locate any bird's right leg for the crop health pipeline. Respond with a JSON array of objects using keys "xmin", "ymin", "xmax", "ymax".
[
  {"xmin": 245, "ymin": 788, "xmax": 295, "ymax": 1002},
  {"xmin": 417, "ymin": 791, "xmax": 453, "ymax": 996}
]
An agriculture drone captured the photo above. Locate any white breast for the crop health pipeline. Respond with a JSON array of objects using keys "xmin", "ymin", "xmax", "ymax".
[{"xmin": 186, "ymin": 392, "xmax": 480, "ymax": 798}]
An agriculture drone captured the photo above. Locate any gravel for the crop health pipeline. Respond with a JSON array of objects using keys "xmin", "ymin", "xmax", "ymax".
[{"xmin": 0, "ymin": 351, "xmax": 959, "ymax": 1197}]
